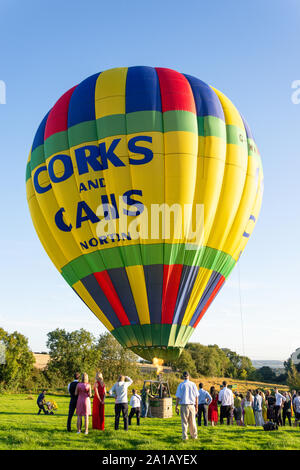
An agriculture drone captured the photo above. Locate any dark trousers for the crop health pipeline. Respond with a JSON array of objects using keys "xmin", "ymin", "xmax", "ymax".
[
  {"xmin": 115, "ymin": 403, "xmax": 128, "ymax": 430},
  {"xmin": 37, "ymin": 404, "xmax": 47, "ymax": 414},
  {"xmin": 141, "ymin": 401, "xmax": 151, "ymax": 418},
  {"xmin": 274, "ymin": 405, "xmax": 282, "ymax": 426},
  {"xmin": 129, "ymin": 407, "xmax": 140, "ymax": 426},
  {"xmin": 197, "ymin": 404, "xmax": 208, "ymax": 426},
  {"xmin": 67, "ymin": 398, "xmax": 77, "ymax": 431},
  {"xmin": 220, "ymin": 405, "xmax": 231, "ymax": 425},
  {"xmin": 282, "ymin": 409, "xmax": 291, "ymax": 426}
]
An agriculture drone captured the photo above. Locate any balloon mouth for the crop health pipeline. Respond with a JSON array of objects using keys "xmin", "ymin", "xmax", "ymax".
[{"xmin": 129, "ymin": 346, "xmax": 183, "ymax": 362}]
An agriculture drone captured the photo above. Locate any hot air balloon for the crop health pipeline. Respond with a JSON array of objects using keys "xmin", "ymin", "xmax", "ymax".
[{"xmin": 26, "ymin": 66, "xmax": 263, "ymax": 362}]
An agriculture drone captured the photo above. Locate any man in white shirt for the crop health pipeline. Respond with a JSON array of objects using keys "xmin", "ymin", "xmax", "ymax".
[
  {"xmin": 218, "ymin": 381, "xmax": 234, "ymax": 425},
  {"xmin": 175, "ymin": 371, "xmax": 198, "ymax": 440},
  {"xmin": 274, "ymin": 388, "xmax": 286, "ymax": 426},
  {"xmin": 109, "ymin": 375, "xmax": 133, "ymax": 430},
  {"xmin": 128, "ymin": 389, "xmax": 141, "ymax": 426}
]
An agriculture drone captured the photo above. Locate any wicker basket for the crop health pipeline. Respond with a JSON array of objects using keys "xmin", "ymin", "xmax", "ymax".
[{"xmin": 149, "ymin": 397, "xmax": 173, "ymax": 418}]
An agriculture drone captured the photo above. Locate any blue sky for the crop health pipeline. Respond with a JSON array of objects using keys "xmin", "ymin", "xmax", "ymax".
[{"xmin": 0, "ymin": 0, "xmax": 299, "ymax": 360}]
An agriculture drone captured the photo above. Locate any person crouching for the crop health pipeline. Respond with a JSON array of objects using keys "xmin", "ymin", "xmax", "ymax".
[{"xmin": 129, "ymin": 389, "xmax": 141, "ymax": 426}]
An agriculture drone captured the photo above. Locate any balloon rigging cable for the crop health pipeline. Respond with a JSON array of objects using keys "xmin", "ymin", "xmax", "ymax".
[{"xmin": 237, "ymin": 263, "xmax": 246, "ymax": 357}]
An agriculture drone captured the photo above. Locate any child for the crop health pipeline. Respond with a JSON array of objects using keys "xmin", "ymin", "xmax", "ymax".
[{"xmin": 129, "ymin": 389, "xmax": 141, "ymax": 426}]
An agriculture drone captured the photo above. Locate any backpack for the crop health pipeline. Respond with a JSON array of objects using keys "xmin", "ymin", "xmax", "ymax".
[{"xmin": 263, "ymin": 421, "xmax": 278, "ymax": 431}]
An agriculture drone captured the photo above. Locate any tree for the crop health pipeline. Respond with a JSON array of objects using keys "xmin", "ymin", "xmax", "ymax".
[
  {"xmin": 207, "ymin": 345, "xmax": 231, "ymax": 377},
  {"xmin": 185, "ymin": 343, "xmax": 230, "ymax": 377},
  {"xmin": 185, "ymin": 343, "xmax": 207, "ymax": 373},
  {"xmin": 286, "ymin": 352, "xmax": 300, "ymax": 373},
  {"xmin": 222, "ymin": 348, "xmax": 255, "ymax": 379},
  {"xmin": 275, "ymin": 373, "xmax": 288, "ymax": 384},
  {"xmin": 287, "ymin": 363, "xmax": 300, "ymax": 390},
  {"xmin": 239, "ymin": 369, "xmax": 248, "ymax": 381},
  {"xmin": 96, "ymin": 332, "xmax": 139, "ymax": 381},
  {"xmin": 171, "ymin": 349, "xmax": 198, "ymax": 377},
  {"xmin": 0, "ymin": 328, "xmax": 35, "ymax": 389},
  {"xmin": 46, "ymin": 328, "xmax": 101, "ymax": 382},
  {"xmin": 255, "ymin": 366, "xmax": 277, "ymax": 383},
  {"xmin": 296, "ymin": 352, "xmax": 300, "ymax": 373},
  {"xmin": 284, "ymin": 358, "xmax": 294, "ymax": 374}
]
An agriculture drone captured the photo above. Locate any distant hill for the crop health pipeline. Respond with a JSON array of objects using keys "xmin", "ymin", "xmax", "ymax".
[{"xmin": 252, "ymin": 360, "xmax": 284, "ymax": 370}]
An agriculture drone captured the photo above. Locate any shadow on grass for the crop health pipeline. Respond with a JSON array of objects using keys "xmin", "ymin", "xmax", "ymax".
[{"xmin": 0, "ymin": 411, "xmax": 69, "ymax": 417}]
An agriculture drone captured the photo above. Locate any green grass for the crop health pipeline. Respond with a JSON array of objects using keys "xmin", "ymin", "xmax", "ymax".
[{"xmin": 0, "ymin": 394, "xmax": 299, "ymax": 450}]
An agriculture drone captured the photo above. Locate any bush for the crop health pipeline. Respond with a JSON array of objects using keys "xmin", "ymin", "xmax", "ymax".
[
  {"xmin": 23, "ymin": 369, "xmax": 49, "ymax": 393},
  {"xmin": 165, "ymin": 373, "xmax": 181, "ymax": 395}
]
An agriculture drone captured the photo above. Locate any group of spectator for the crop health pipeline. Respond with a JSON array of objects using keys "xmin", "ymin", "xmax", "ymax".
[
  {"xmin": 37, "ymin": 370, "xmax": 300, "ymax": 441},
  {"xmin": 64, "ymin": 372, "xmax": 151, "ymax": 433},
  {"xmin": 175, "ymin": 373, "xmax": 300, "ymax": 440}
]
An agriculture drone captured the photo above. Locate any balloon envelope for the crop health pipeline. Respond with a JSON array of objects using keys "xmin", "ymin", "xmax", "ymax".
[{"xmin": 26, "ymin": 66, "xmax": 263, "ymax": 361}]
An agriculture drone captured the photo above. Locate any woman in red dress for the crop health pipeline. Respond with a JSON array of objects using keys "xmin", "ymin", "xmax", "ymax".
[
  {"xmin": 92, "ymin": 371, "xmax": 106, "ymax": 430},
  {"xmin": 208, "ymin": 386, "xmax": 219, "ymax": 426}
]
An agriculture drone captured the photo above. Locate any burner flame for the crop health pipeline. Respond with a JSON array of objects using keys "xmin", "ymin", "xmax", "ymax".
[{"xmin": 152, "ymin": 357, "xmax": 164, "ymax": 376}]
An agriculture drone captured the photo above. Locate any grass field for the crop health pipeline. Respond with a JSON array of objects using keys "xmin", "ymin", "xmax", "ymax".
[{"xmin": 0, "ymin": 394, "xmax": 299, "ymax": 450}]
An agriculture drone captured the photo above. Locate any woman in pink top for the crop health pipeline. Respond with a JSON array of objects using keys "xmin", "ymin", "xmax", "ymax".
[{"xmin": 75, "ymin": 373, "xmax": 91, "ymax": 435}]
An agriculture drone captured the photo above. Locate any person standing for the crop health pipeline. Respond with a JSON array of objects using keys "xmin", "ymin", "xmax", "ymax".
[
  {"xmin": 293, "ymin": 391, "xmax": 300, "ymax": 427},
  {"xmin": 109, "ymin": 375, "xmax": 133, "ymax": 431},
  {"xmin": 282, "ymin": 391, "xmax": 292, "ymax": 426},
  {"xmin": 218, "ymin": 381, "xmax": 234, "ymax": 425},
  {"xmin": 253, "ymin": 389, "xmax": 264, "ymax": 426},
  {"xmin": 175, "ymin": 371, "xmax": 198, "ymax": 441},
  {"xmin": 92, "ymin": 371, "xmax": 106, "ymax": 430},
  {"xmin": 208, "ymin": 386, "xmax": 219, "ymax": 426},
  {"xmin": 197, "ymin": 383, "xmax": 212, "ymax": 426},
  {"xmin": 67, "ymin": 372, "xmax": 80, "ymax": 431},
  {"xmin": 129, "ymin": 389, "xmax": 141, "ymax": 426},
  {"xmin": 141, "ymin": 385, "xmax": 153, "ymax": 418},
  {"xmin": 75, "ymin": 373, "xmax": 91, "ymax": 435},
  {"xmin": 259, "ymin": 391, "xmax": 267, "ymax": 423},
  {"xmin": 242, "ymin": 391, "xmax": 255, "ymax": 426},
  {"xmin": 265, "ymin": 390, "xmax": 276, "ymax": 422},
  {"xmin": 233, "ymin": 393, "xmax": 242, "ymax": 426},
  {"xmin": 274, "ymin": 388, "xmax": 286, "ymax": 426}
]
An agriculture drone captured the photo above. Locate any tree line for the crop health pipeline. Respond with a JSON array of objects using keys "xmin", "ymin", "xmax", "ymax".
[{"xmin": 1, "ymin": 327, "xmax": 299, "ymax": 393}]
